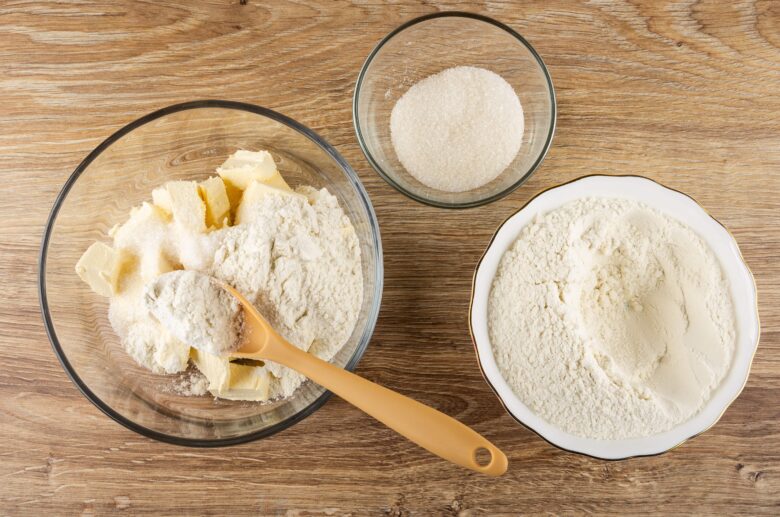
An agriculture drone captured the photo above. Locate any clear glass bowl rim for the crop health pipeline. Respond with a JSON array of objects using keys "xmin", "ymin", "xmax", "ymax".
[
  {"xmin": 352, "ymin": 11, "xmax": 558, "ymax": 209},
  {"xmin": 38, "ymin": 99, "xmax": 384, "ymax": 447}
]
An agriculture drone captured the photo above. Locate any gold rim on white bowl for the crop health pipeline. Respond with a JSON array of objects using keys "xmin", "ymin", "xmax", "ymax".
[{"xmin": 468, "ymin": 175, "xmax": 760, "ymax": 460}]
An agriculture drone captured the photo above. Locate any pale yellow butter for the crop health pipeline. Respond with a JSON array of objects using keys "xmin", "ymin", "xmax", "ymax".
[
  {"xmin": 235, "ymin": 180, "xmax": 307, "ymax": 224},
  {"xmin": 75, "ymin": 242, "xmax": 125, "ymax": 297},
  {"xmin": 222, "ymin": 362, "xmax": 271, "ymax": 401},
  {"xmin": 139, "ymin": 249, "xmax": 174, "ymax": 283},
  {"xmin": 165, "ymin": 181, "xmax": 207, "ymax": 233},
  {"xmin": 108, "ymin": 202, "xmax": 174, "ymax": 283},
  {"xmin": 198, "ymin": 176, "xmax": 231, "ymax": 229},
  {"xmin": 151, "ymin": 186, "xmax": 173, "ymax": 214},
  {"xmin": 217, "ymin": 150, "xmax": 291, "ymax": 191},
  {"xmin": 110, "ymin": 202, "xmax": 169, "ymax": 240},
  {"xmin": 190, "ymin": 349, "xmax": 271, "ymax": 401},
  {"xmin": 154, "ymin": 333, "xmax": 191, "ymax": 374},
  {"xmin": 190, "ymin": 348, "xmax": 229, "ymax": 392}
]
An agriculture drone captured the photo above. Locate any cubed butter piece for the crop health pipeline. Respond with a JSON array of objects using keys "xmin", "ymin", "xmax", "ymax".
[
  {"xmin": 153, "ymin": 332, "xmax": 190, "ymax": 374},
  {"xmin": 190, "ymin": 349, "xmax": 230, "ymax": 393},
  {"xmin": 189, "ymin": 349, "xmax": 271, "ymax": 401},
  {"xmin": 165, "ymin": 181, "xmax": 207, "ymax": 233},
  {"xmin": 130, "ymin": 201, "xmax": 170, "ymax": 222},
  {"xmin": 217, "ymin": 150, "xmax": 292, "ymax": 192},
  {"xmin": 222, "ymin": 181, "xmax": 243, "ymax": 217},
  {"xmin": 111, "ymin": 202, "xmax": 170, "ymax": 248},
  {"xmin": 222, "ymin": 362, "xmax": 271, "ymax": 401},
  {"xmin": 75, "ymin": 242, "xmax": 125, "ymax": 297},
  {"xmin": 139, "ymin": 247, "xmax": 174, "ymax": 283},
  {"xmin": 198, "ymin": 176, "xmax": 231, "ymax": 229},
  {"xmin": 236, "ymin": 180, "xmax": 307, "ymax": 224},
  {"xmin": 152, "ymin": 186, "xmax": 173, "ymax": 214}
]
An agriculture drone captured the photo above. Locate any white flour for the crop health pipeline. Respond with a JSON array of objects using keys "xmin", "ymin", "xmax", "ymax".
[
  {"xmin": 211, "ymin": 186, "xmax": 363, "ymax": 399},
  {"xmin": 488, "ymin": 198, "xmax": 736, "ymax": 439},
  {"xmin": 109, "ymin": 186, "xmax": 362, "ymax": 400},
  {"xmin": 168, "ymin": 369, "xmax": 210, "ymax": 397},
  {"xmin": 144, "ymin": 270, "xmax": 242, "ymax": 356},
  {"xmin": 390, "ymin": 66, "xmax": 524, "ymax": 193},
  {"xmin": 109, "ymin": 268, "xmax": 190, "ymax": 374}
]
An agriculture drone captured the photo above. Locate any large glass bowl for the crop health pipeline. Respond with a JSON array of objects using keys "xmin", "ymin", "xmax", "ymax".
[
  {"xmin": 39, "ymin": 100, "xmax": 383, "ymax": 446},
  {"xmin": 353, "ymin": 12, "xmax": 556, "ymax": 208}
]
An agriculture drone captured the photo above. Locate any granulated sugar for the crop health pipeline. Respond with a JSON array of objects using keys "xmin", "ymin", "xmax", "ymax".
[
  {"xmin": 390, "ymin": 66, "xmax": 524, "ymax": 193},
  {"xmin": 488, "ymin": 198, "xmax": 736, "ymax": 440}
]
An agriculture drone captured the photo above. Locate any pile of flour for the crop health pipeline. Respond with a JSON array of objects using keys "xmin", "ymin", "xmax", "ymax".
[
  {"xmin": 109, "ymin": 186, "xmax": 363, "ymax": 400},
  {"xmin": 144, "ymin": 270, "xmax": 242, "ymax": 356},
  {"xmin": 168, "ymin": 369, "xmax": 210, "ymax": 397},
  {"xmin": 488, "ymin": 198, "xmax": 736, "ymax": 439},
  {"xmin": 109, "ymin": 204, "xmax": 220, "ymax": 374},
  {"xmin": 210, "ymin": 187, "xmax": 363, "ymax": 399}
]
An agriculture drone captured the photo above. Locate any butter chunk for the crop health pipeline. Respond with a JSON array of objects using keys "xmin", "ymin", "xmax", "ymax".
[
  {"xmin": 222, "ymin": 181, "xmax": 243, "ymax": 217},
  {"xmin": 139, "ymin": 248, "xmax": 174, "ymax": 283},
  {"xmin": 153, "ymin": 333, "xmax": 190, "ymax": 374},
  {"xmin": 217, "ymin": 150, "xmax": 291, "ymax": 192},
  {"xmin": 198, "ymin": 176, "xmax": 231, "ymax": 229},
  {"xmin": 222, "ymin": 362, "xmax": 271, "ymax": 401},
  {"xmin": 75, "ymin": 242, "xmax": 125, "ymax": 297},
  {"xmin": 152, "ymin": 186, "xmax": 173, "ymax": 214},
  {"xmin": 165, "ymin": 181, "xmax": 207, "ymax": 233},
  {"xmin": 190, "ymin": 349, "xmax": 230, "ymax": 393},
  {"xmin": 112, "ymin": 202, "xmax": 170, "ymax": 242},
  {"xmin": 236, "ymin": 180, "xmax": 307, "ymax": 224},
  {"xmin": 190, "ymin": 349, "xmax": 270, "ymax": 401},
  {"xmin": 107, "ymin": 202, "xmax": 175, "ymax": 284},
  {"xmin": 110, "ymin": 202, "xmax": 171, "ymax": 262}
]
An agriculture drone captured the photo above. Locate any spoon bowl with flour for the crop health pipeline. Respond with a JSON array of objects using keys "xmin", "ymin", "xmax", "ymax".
[{"xmin": 145, "ymin": 270, "xmax": 243, "ymax": 356}]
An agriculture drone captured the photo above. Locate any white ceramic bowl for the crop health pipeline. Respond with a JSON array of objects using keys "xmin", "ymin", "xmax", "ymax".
[{"xmin": 470, "ymin": 175, "xmax": 759, "ymax": 459}]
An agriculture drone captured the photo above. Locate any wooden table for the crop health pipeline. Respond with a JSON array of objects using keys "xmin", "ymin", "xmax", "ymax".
[{"xmin": 1, "ymin": 1, "xmax": 778, "ymax": 514}]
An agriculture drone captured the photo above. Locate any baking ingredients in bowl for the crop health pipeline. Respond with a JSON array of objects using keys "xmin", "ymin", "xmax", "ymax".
[
  {"xmin": 75, "ymin": 150, "xmax": 363, "ymax": 402},
  {"xmin": 390, "ymin": 66, "xmax": 524, "ymax": 193},
  {"xmin": 488, "ymin": 198, "xmax": 736, "ymax": 439}
]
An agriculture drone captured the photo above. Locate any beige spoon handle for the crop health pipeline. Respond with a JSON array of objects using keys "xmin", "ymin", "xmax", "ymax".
[{"xmin": 263, "ymin": 339, "xmax": 508, "ymax": 476}]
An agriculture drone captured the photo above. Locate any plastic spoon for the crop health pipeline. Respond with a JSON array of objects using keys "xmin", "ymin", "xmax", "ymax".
[{"xmin": 223, "ymin": 285, "xmax": 508, "ymax": 476}]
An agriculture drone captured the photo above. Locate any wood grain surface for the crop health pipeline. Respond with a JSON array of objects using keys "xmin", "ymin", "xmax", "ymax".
[{"xmin": 1, "ymin": 1, "xmax": 779, "ymax": 514}]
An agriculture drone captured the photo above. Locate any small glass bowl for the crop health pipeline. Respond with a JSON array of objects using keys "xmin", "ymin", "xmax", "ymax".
[
  {"xmin": 353, "ymin": 12, "xmax": 556, "ymax": 208},
  {"xmin": 39, "ymin": 100, "xmax": 383, "ymax": 446}
]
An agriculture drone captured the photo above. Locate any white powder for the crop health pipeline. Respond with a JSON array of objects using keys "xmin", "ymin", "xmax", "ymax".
[
  {"xmin": 211, "ymin": 186, "xmax": 363, "ymax": 399},
  {"xmin": 488, "ymin": 198, "xmax": 736, "ymax": 439},
  {"xmin": 168, "ymin": 369, "xmax": 210, "ymax": 397},
  {"xmin": 144, "ymin": 270, "xmax": 242, "ymax": 356},
  {"xmin": 108, "ymin": 203, "xmax": 218, "ymax": 374},
  {"xmin": 390, "ymin": 66, "xmax": 524, "ymax": 193},
  {"xmin": 108, "ymin": 268, "xmax": 190, "ymax": 374},
  {"xmin": 108, "ymin": 184, "xmax": 362, "ymax": 401}
]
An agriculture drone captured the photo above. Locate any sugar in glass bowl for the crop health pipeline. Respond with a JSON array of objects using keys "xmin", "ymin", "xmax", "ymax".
[
  {"xmin": 353, "ymin": 12, "xmax": 556, "ymax": 208},
  {"xmin": 40, "ymin": 100, "xmax": 383, "ymax": 446}
]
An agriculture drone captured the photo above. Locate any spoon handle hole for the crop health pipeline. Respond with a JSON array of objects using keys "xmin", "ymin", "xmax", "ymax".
[{"xmin": 474, "ymin": 446, "xmax": 493, "ymax": 467}]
